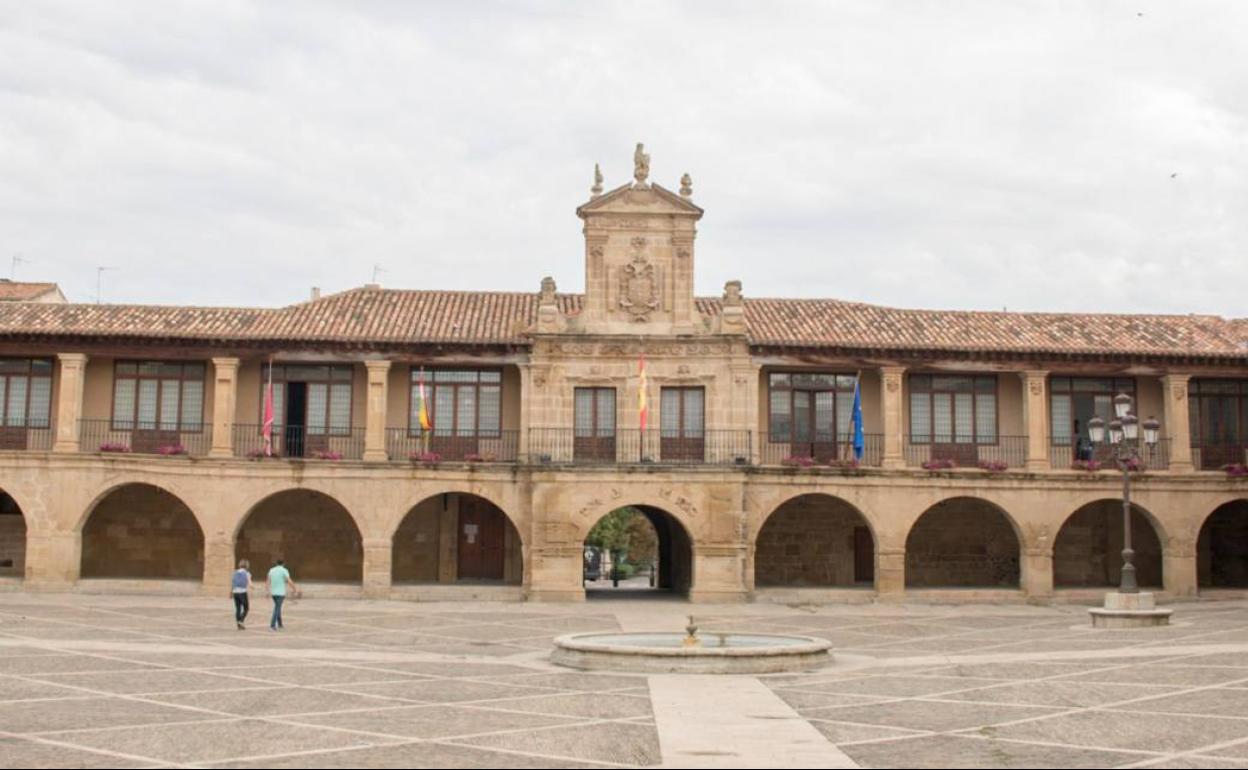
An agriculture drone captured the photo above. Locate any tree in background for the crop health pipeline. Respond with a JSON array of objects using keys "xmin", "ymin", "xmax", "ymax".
[{"xmin": 586, "ymin": 506, "xmax": 658, "ymax": 570}]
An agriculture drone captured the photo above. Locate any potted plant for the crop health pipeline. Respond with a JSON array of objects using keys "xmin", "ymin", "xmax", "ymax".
[
  {"xmin": 921, "ymin": 458, "xmax": 956, "ymax": 471},
  {"xmin": 156, "ymin": 444, "xmax": 188, "ymax": 457},
  {"xmin": 977, "ymin": 459, "xmax": 1008, "ymax": 473},
  {"xmin": 312, "ymin": 449, "xmax": 343, "ymax": 461},
  {"xmin": 410, "ymin": 451, "xmax": 441, "ymax": 465},
  {"xmin": 99, "ymin": 442, "xmax": 131, "ymax": 453},
  {"xmin": 781, "ymin": 455, "xmax": 815, "ymax": 468},
  {"xmin": 1223, "ymin": 464, "xmax": 1248, "ymax": 478},
  {"xmin": 1071, "ymin": 459, "xmax": 1103, "ymax": 472},
  {"xmin": 828, "ymin": 457, "xmax": 860, "ymax": 470}
]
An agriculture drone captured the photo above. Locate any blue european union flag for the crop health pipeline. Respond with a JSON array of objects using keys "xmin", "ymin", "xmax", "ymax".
[{"xmin": 852, "ymin": 377, "xmax": 865, "ymax": 461}]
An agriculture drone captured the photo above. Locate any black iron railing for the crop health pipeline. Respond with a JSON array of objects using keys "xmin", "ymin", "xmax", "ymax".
[
  {"xmin": 759, "ymin": 433, "xmax": 883, "ymax": 467},
  {"xmin": 905, "ymin": 435, "xmax": 1029, "ymax": 469},
  {"xmin": 0, "ymin": 422, "xmax": 54, "ymax": 451},
  {"xmin": 387, "ymin": 428, "xmax": 520, "ymax": 462},
  {"xmin": 1191, "ymin": 442, "xmax": 1248, "ymax": 471},
  {"xmin": 1051, "ymin": 437, "xmax": 1171, "ymax": 471},
  {"xmin": 232, "ymin": 424, "xmax": 364, "ymax": 460},
  {"xmin": 79, "ymin": 419, "xmax": 210, "ymax": 456},
  {"xmin": 528, "ymin": 428, "xmax": 752, "ymax": 466}
]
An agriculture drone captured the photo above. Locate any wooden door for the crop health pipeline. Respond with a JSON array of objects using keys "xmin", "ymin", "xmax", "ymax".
[
  {"xmin": 458, "ymin": 499, "xmax": 505, "ymax": 580},
  {"xmin": 854, "ymin": 526, "xmax": 874, "ymax": 585}
]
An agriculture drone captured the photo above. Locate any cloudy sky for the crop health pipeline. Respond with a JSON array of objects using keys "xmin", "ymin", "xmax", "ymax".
[{"xmin": 1, "ymin": 1, "xmax": 1245, "ymax": 317}]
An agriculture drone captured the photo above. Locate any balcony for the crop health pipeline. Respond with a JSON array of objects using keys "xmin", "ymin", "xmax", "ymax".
[
  {"xmin": 905, "ymin": 436, "xmax": 1029, "ymax": 470},
  {"xmin": 80, "ymin": 419, "xmax": 210, "ymax": 457},
  {"xmin": 528, "ymin": 428, "xmax": 752, "ymax": 466},
  {"xmin": 0, "ymin": 422, "xmax": 53, "ymax": 451},
  {"xmin": 386, "ymin": 429, "xmax": 521, "ymax": 462},
  {"xmin": 1050, "ymin": 438, "xmax": 1172, "ymax": 471},
  {"xmin": 759, "ymin": 433, "xmax": 883, "ymax": 467},
  {"xmin": 231, "ymin": 424, "xmax": 365, "ymax": 460}
]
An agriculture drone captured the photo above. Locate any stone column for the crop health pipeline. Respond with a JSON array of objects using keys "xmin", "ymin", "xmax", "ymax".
[
  {"xmin": 53, "ymin": 353, "xmax": 88, "ymax": 453},
  {"xmin": 876, "ymin": 546, "xmax": 906, "ymax": 601},
  {"xmin": 209, "ymin": 357, "xmax": 240, "ymax": 458},
  {"xmin": 202, "ymin": 538, "xmax": 236, "ymax": 595},
  {"xmin": 527, "ymin": 546, "xmax": 586, "ymax": 602},
  {"xmin": 689, "ymin": 545, "xmax": 749, "ymax": 603},
  {"xmin": 1164, "ymin": 537, "xmax": 1198, "ymax": 597},
  {"xmin": 1021, "ymin": 548, "xmax": 1054, "ymax": 603},
  {"xmin": 517, "ymin": 363, "xmax": 532, "ymax": 462},
  {"xmin": 23, "ymin": 531, "xmax": 79, "ymax": 590},
  {"xmin": 362, "ymin": 538, "xmax": 392, "ymax": 598},
  {"xmin": 1020, "ymin": 370, "xmax": 1050, "ymax": 471},
  {"xmin": 879, "ymin": 366, "xmax": 907, "ymax": 469},
  {"xmin": 363, "ymin": 360, "xmax": 391, "ymax": 463},
  {"xmin": 1161, "ymin": 374, "xmax": 1194, "ymax": 473}
]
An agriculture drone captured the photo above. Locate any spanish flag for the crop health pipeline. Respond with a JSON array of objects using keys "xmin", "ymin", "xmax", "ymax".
[
  {"xmin": 416, "ymin": 367, "xmax": 433, "ymax": 431},
  {"xmin": 638, "ymin": 355, "xmax": 648, "ymax": 432}
]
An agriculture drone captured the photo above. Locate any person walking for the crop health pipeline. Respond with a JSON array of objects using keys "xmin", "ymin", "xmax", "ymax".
[
  {"xmin": 267, "ymin": 559, "xmax": 296, "ymax": 631},
  {"xmin": 231, "ymin": 559, "xmax": 252, "ymax": 630}
]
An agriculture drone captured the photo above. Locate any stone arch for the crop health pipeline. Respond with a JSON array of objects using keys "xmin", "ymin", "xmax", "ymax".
[
  {"xmin": 905, "ymin": 496, "xmax": 1021, "ymax": 588},
  {"xmin": 754, "ymin": 493, "xmax": 875, "ymax": 588},
  {"xmin": 392, "ymin": 492, "xmax": 523, "ymax": 584},
  {"xmin": 0, "ymin": 490, "xmax": 27, "ymax": 578},
  {"xmin": 1198, "ymin": 499, "xmax": 1248, "ymax": 589},
  {"xmin": 1054, "ymin": 500, "xmax": 1164, "ymax": 589},
  {"xmin": 235, "ymin": 489, "xmax": 363, "ymax": 583},
  {"xmin": 583, "ymin": 504, "xmax": 693, "ymax": 596},
  {"xmin": 81, "ymin": 483, "xmax": 204, "ymax": 580}
]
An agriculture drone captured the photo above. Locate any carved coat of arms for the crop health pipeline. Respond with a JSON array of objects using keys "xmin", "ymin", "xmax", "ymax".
[{"xmin": 619, "ymin": 255, "xmax": 660, "ymax": 320}]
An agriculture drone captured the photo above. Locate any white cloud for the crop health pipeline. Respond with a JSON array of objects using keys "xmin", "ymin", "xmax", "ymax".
[{"xmin": 0, "ymin": 0, "xmax": 1244, "ymax": 317}]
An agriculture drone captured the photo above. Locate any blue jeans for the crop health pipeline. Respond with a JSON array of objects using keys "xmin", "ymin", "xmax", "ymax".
[{"xmin": 270, "ymin": 595, "xmax": 285, "ymax": 629}]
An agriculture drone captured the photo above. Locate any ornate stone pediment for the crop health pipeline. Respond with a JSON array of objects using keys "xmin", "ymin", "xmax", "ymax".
[{"xmin": 576, "ymin": 182, "xmax": 703, "ymax": 218}]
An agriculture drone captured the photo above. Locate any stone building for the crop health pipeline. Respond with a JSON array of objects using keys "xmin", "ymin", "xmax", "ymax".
[{"xmin": 0, "ymin": 146, "xmax": 1245, "ymax": 604}]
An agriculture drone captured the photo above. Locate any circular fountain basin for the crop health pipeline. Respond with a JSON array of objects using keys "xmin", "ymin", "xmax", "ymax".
[{"xmin": 552, "ymin": 632, "xmax": 832, "ymax": 674}]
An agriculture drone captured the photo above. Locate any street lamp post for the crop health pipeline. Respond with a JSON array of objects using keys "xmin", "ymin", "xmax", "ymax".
[{"xmin": 1086, "ymin": 393, "xmax": 1170, "ymax": 627}]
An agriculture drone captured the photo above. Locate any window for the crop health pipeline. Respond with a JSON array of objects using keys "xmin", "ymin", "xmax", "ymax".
[
  {"xmin": 409, "ymin": 369, "xmax": 500, "ymax": 437},
  {"xmin": 0, "ymin": 358, "xmax": 53, "ymax": 429},
  {"xmin": 574, "ymin": 388, "xmax": 615, "ymax": 439},
  {"xmin": 113, "ymin": 361, "xmax": 205, "ymax": 432},
  {"xmin": 1049, "ymin": 377, "xmax": 1136, "ymax": 446},
  {"xmin": 661, "ymin": 387, "xmax": 704, "ymax": 438},
  {"xmin": 1189, "ymin": 380, "xmax": 1248, "ymax": 469},
  {"xmin": 909, "ymin": 375, "xmax": 997, "ymax": 444},
  {"xmin": 768, "ymin": 372, "xmax": 857, "ymax": 443},
  {"xmin": 262, "ymin": 364, "xmax": 353, "ymax": 436}
]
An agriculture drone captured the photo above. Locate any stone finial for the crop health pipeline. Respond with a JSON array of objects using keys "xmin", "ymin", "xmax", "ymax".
[
  {"xmin": 720, "ymin": 280, "xmax": 746, "ymax": 335},
  {"xmin": 540, "ymin": 276, "xmax": 557, "ymax": 305},
  {"xmin": 679, "ymin": 172, "xmax": 693, "ymax": 197},
  {"xmin": 633, "ymin": 142, "xmax": 650, "ymax": 187},
  {"xmin": 591, "ymin": 163, "xmax": 603, "ymax": 197},
  {"xmin": 723, "ymin": 280, "xmax": 743, "ymax": 307}
]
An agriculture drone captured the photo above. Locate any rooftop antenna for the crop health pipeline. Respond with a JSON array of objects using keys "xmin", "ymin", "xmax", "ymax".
[
  {"xmin": 10, "ymin": 253, "xmax": 29, "ymax": 280},
  {"xmin": 371, "ymin": 264, "xmax": 386, "ymax": 284},
  {"xmin": 95, "ymin": 266, "xmax": 117, "ymax": 304}
]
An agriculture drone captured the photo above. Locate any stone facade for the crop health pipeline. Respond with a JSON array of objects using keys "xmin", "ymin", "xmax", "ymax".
[{"xmin": 0, "ymin": 146, "xmax": 1243, "ymax": 603}]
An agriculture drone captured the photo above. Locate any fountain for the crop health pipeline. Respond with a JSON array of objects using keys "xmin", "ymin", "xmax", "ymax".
[{"xmin": 551, "ymin": 615, "xmax": 832, "ymax": 674}]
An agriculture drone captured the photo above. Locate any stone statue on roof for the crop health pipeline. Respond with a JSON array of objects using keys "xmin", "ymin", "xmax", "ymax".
[
  {"xmin": 633, "ymin": 143, "xmax": 650, "ymax": 187},
  {"xmin": 591, "ymin": 163, "xmax": 603, "ymax": 197}
]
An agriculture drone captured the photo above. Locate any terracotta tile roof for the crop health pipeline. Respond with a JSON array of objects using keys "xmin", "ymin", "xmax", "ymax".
[
  {"xmin": 0, "ymin": 281, "xmax": 62, "ymax": 302},
  {"xmin": 0, "ymin": 286, "xmax": 1242, "ymax": 360}
]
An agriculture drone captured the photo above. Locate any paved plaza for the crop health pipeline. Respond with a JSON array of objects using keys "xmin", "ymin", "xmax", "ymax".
[{"xmin": 2, "ymin": 593, "xmax": 1248, "ymax": 767}]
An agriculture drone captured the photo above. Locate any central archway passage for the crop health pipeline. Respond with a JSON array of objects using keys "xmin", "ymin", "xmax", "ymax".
[
  {"xmin": 392, "ymin": 493, "xmax": 522, "ymax": 584},
  {"xmin": 584, "ymin": 506, "xmax": 691, "ymax": 597},
  {"xmin": 236, "ymin": 490, "xmax": 362, "ymax": 583},
  {"xmin": 1055, "ymin": 501, "xmax": 1163, "ymax": 588},
  {"xmin": 755, "ymin": 494, "xmax": 874, "ymax": 588},
  {"xmin": 905, "ymin": 497, "xmax": 1020, "ymax": 588},
  {"xmin": 0, "ymin": 491, "xmax": 27, "ymax": 579},
  {"xmin": 1199, "ymin": 500, "xmax": 1248, "ymax": 589},
  {"xmin": 81, "ymin": 484, "xmax": 204, "ymax": 580}
]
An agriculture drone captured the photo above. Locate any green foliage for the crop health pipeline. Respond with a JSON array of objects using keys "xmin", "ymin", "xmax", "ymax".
[{"xmin": 586, "ymin": 506, "xmax": 659, "ymax": 569}]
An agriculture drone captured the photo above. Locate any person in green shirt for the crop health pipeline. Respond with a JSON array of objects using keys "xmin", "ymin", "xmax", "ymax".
[{"xmin": 266, "ymin": 560, "xmax": 296, "ymax": 631}]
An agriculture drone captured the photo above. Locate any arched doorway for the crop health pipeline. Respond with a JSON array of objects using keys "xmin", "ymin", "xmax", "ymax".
[
  {"xmin": 906, "ymin": 497, "xmax": 1020, "ymax": 587},
  {"xmin": 392, "ymin": 493, "xmax": 522, "ymax": 584},
  {"xmin": 236, "ymin": 490, "xmax": 362, "ymax": 583},
  {"xmin": 584, "ymin": 506, "xmax": 691, "ymax": 597},
  {"xmin": 755, "ymin": 494, "xmax": 874, "ymax": 588},
  {"xmin": 0, "ymin": 491, "xmax": 26, "ymax": 579},
  {"xmin": 1199, "ymin": 500, "xmax": 1248, "ymax": 589},
  {"xmin": 81, "ymin": 483, "xmax": 204, "ymax": 580},
  {"xmin": 1054, "ymin": 501, "xmax": 1163, "ymax": 588}
]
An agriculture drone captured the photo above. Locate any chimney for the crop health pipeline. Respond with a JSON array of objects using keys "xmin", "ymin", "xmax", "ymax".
[{"xmin": 310, "ymin": 287, "xmax": 321, "ymax": 301}]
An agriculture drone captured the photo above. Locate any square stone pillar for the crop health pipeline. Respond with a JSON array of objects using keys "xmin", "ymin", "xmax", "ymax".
[
  {"xmin": 23, "ymin": 531, "xmax": 79, "ymax": 589},
  {"xmin": 1164, "ymin": 539, "xmax": 1198, "ymax": 597},
  {"xmin": 876, "ymin": 547, "xmax": 906, "ymax": 601},
  {"xmin": 517, "ymin": 363, "xmax": 532, "ymax": 462},
  {"xmin": 209, "ymin": 357, "xmax": 240, "ymax": 458},
  {"xmin": 879, "ymin": 366, "xmax": 907, "ymax": 469},
  {"xmin": 202, "ymin": 538, "xmax": 236, "ymax": 595},
  {"xmin": 363, "ymin": 360, "xmax": 391, "ymax": 463},
  {"xmin": 1020, "ymin": 370, "xmax": 1050, "ymax": 471},
  {"xmin": 689, "ymin": 545, "xmax": 748, "ymax": 603},
  {"xmin": 362, "ymin": 538, "xmax": 393, "ymax": 598},
  {"xmin": 1161, "ymin": 374, "xmax": 1194, "ymax": 472},
  {"xmin": 527, "ymin": 545, "xmax": 586, "ymax": 602},
  {"xmin": 53, "ymin": 353, "xmax": 88, "ymax": 453},
  {"xmin": 1022, "ymin": 548, "xmax": 1054, "ymax": 603}
]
